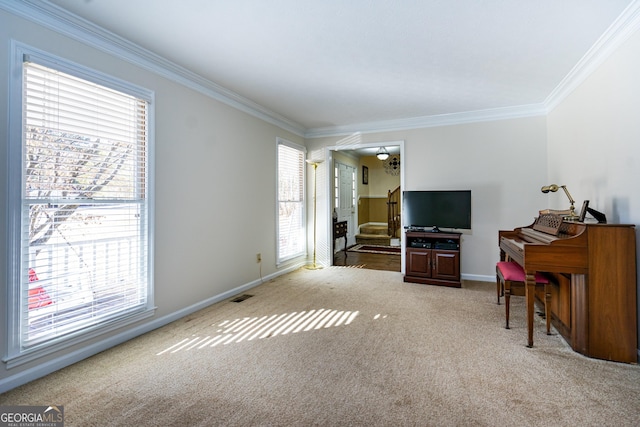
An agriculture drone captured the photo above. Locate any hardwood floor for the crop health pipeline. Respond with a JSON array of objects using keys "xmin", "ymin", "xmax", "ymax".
[{"xmin": 333, "ymin": 247, "xmax": 401, "ymax": 272}]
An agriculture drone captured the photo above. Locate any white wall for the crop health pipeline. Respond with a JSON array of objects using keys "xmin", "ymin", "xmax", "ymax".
[
  {"xmin": 547, "ymin": 27, "xmax": 640, "ymax": 342},
  {"xmin": 547, "ymin": 28, "xmax": 640, "ymax": 226},
  {"xmin": 307, "ymin": 116, "xmax": 549, "ymax": 280},
  {"xmin": 360, "ymin": 156, "xmax": 401, "ymax": 199},
  {"xmin": 0, "ymin": 9, "xmax": 304, "ymax": 390}
]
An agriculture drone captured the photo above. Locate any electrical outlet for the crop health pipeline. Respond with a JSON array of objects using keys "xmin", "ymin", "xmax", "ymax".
[{"xmin": 256, "ymin": 253, "xmax": 262, "ymax": 263}]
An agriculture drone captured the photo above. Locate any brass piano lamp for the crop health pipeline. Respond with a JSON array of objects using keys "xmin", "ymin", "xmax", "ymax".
[{"xmin": 541, "ymin": 184, "xmax": 580, "ymax": 221}]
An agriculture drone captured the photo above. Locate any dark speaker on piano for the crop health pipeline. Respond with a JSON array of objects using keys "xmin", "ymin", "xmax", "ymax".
[
  {"xmin": 587, "ymin": 207, "xmax": 607, "ymax": 223},
  {"xmin": 579, "ymin": 200, "xmax": 607, "ymax": 223}
]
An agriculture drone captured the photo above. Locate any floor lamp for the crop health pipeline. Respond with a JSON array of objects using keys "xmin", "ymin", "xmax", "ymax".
[{"xmin": 306, "ymin": 159, "xmax": 324, "ymax": 270}]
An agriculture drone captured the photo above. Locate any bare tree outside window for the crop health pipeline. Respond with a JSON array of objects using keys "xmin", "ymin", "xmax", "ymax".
[{"xmin": 27, "ymin": 127, "xmax": 135, "ymax": 252}]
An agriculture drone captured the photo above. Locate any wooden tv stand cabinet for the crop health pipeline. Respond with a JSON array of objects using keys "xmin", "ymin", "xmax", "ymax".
[{"xmin": 404, "ymin": 230, "xmax": 461, "ymax": 287}]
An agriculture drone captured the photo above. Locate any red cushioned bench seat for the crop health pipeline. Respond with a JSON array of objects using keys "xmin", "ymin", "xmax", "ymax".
[{"xmin": 495, "ymin": 261, "xmax": 551, "ymax": 334}]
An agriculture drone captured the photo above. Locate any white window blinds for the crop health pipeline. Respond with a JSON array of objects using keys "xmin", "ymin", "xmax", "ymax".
[
  {"xmin": 19, "ymin": 59, "xmax": 152, "ymax": 350},
  {"xmin": 277, "ymin": 141, "xmax": 306, "ymax": 263}
]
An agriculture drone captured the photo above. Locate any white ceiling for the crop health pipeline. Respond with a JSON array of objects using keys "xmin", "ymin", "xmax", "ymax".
[{"xmin": 42, "ymin": 0, "xmax": 636, "ymax": 136}]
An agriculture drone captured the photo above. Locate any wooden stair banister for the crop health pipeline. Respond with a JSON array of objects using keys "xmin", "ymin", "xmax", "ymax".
[{"xmin": 387, "ymin": 186, "xmax": 401, "ymax": 238}]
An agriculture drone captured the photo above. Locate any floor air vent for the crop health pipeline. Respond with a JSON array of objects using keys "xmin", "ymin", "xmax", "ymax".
[{"xmin": 230, "ymin": 294, "xmax": 254, "ymax": 303}]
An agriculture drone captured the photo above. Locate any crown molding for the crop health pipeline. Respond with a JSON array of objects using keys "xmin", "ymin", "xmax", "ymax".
[
  {"xmin": 304, "ymin": 104, "xmax": 548, "ymax": 138},
  {"xmin": 544, "ymin": 0, "xmax": 640, "ymax": 112},
  {"xmin": 0, "ymin": 0, "xmax": 306, "ymax": 137}
]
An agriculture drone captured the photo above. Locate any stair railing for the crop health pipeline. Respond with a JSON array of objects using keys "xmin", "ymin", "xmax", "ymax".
[{"xmin": 387, "ymin": 186, "xmax": 401, "ymax": 238}]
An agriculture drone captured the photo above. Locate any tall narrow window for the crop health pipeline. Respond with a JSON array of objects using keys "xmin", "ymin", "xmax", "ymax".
[
  {"xmin": 6, "ymin": 47, "xmax": 154, "ymax": 364},
  {"xmin": 277, "ymin": 139, "xmax": 306, "ymax": 264}
]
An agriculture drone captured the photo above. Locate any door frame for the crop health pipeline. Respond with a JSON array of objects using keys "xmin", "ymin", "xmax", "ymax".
[
  {"xmin": 334, "ymin": 161, "xmax": 357, "ymax": 249},
  {"xmin": 325, "ymin": 140, "xmax": 405, "ymax": 271}
]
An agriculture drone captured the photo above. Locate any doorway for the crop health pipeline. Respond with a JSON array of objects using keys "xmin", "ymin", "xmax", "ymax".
[
  {"xmin": 328, "ymin": 142, "xmax": 404, "ymax": 272},
  {"xmin": 334, "ymin": 161, "xmax": 357, "ymax": 250}
]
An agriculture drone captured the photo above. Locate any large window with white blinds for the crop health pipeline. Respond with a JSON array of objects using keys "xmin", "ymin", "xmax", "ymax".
[
  {"xmin": 5, "ymin": 45, "xmax": 155, "ymax": 364},
  {"xmin": 277, "ymin": 139, "xmax": 306, "ymax": 264}
]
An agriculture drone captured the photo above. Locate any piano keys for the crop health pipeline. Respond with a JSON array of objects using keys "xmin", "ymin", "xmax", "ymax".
[{"xmin": 499, "ymin": 215, "xmax": 637, "ymax": 363}]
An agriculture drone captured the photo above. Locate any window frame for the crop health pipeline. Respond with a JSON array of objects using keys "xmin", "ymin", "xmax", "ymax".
[
  {"xmin": 4, "ymin": 42, "xmax": 156, "ymax": 368},
  {"xmin": 276, "ymin": 138, "xmax": 307, "ymax": 265}
]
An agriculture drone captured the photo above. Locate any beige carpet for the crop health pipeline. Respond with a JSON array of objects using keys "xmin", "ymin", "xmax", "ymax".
[{"xmin": 2, "ymin": 267, "xmax": 640, "ymax": 426}]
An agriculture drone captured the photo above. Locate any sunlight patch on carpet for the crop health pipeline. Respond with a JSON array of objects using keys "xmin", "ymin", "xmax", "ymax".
[{"xmin": 156, "ymin": 308, "xmax": 360, "ymax": 355}]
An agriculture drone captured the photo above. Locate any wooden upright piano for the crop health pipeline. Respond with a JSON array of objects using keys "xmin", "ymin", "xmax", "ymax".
[{"xmin": 499, "ymin": 214, "xmax": 637, "ymax": 363}]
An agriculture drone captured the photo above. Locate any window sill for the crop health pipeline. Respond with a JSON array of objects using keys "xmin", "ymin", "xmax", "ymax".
[{"xmin": 3, "ymin": 307, "xmax": 156, "ymax": 370}]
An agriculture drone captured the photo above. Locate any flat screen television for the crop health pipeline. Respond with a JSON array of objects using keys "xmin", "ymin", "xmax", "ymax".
[{"xmin": 403, "ymin": 190, "xmax": 471, "ymax": 231}]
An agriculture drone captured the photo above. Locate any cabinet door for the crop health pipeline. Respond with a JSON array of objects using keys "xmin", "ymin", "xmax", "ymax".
[
  {"xmin": 432, "ymin": 251, "xmax": 459, "ymax": 280},
  {"xmin": 406, "ymin": 249, "xmax": 432, "ymax": 277}
]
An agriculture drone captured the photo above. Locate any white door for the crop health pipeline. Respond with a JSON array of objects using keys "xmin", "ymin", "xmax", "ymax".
[{"xmin": 335, "ymin": 162, "xmax": 357, "ymax": 249}]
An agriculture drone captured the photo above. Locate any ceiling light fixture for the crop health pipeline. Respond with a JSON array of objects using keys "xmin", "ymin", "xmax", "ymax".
[{"xmin": 376, "ymin": 147, "xmax": 390, "ymax": 160}]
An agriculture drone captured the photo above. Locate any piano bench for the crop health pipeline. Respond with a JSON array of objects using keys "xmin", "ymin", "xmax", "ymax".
[{"xmin": 496, "ymin": 261, "xmax": 551, "ymax": 334}]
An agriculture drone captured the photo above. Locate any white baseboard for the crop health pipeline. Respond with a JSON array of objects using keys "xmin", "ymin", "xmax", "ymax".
[{"xmin": 462, "ymin": 273, "xmax": 494, "ymax": 283}]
